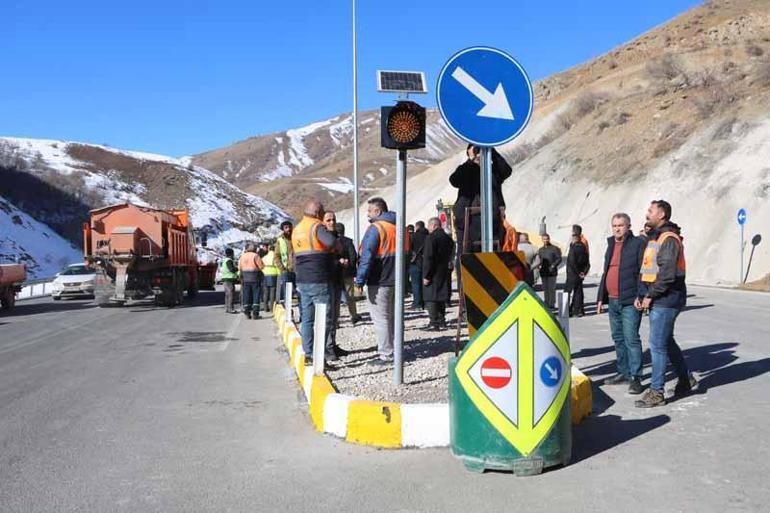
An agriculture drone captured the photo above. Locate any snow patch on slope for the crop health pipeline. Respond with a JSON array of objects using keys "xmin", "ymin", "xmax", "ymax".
[{"xmin": 0, "ymin": 196, "xmax": 82, "ymax": 279}]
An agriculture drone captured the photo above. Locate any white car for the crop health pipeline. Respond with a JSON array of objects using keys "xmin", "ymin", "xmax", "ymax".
[{"xmin": 51, "ymin": 264, "xmax": 97, "ymax": 300}]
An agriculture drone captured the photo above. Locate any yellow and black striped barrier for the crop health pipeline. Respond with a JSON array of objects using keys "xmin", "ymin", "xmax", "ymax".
[{"xmin": 460, "ymin": 251, "xmax": 527, "ymax": 337}]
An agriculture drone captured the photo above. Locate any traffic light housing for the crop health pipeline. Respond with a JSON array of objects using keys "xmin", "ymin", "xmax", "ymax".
[{"xmin": 381, "ymin": 101, "xmax": 426, "ymax": 150}]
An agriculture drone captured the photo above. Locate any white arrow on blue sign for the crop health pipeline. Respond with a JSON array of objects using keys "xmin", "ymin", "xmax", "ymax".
[
  {"xmin": 437, "ymin": 46, "xmax": 534, "ymax": 147},
  {"xmin": 737, "ymin": 208, "xmax": 747, "ymax": 226}
]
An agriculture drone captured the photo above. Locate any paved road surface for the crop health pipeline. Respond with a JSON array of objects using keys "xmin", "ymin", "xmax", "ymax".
[{"xmin": 1, "ymin": 285, "xmax": 768, "ymax": 512}]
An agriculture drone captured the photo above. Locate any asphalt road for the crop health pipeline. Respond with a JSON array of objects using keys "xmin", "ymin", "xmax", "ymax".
[{"xmin": 1, "ymin": 284, "xmax": 768, "ymax": 513}]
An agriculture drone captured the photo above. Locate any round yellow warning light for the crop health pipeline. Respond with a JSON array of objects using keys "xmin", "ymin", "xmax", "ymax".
[{"xmin": 387, "ymin": 107, "xmax": 422, "ymax": 144}]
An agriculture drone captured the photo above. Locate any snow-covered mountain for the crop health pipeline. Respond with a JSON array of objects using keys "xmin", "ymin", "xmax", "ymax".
[
  {"xmin": 0, "ymin": 137, "xmax": 290, "ymax": 276},
  {"xmin": 192, "ymin": 110, "xmax": 460, "ymax": 218},
  {"xmin": 0, "ymin": 196, "xmax": 82, "ymax": 279}
]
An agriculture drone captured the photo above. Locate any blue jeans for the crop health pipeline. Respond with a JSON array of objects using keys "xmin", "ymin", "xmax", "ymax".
[
  {"xmin": 409, "ymin": 263, "xmax": 423, "ymax": 307},
  {"xmin": 297, "ymin": 282, "xmax": 334, "ymax": 357},
  {"xmin": 648, "ymin": 306, "xmax": 690, "ymax": 392},
  {"xmin": 608, "ymin": 299, "xmax": 643, "ymax": 378},
  {"xmin": 278, "ymin": 271, "xmax": 296, "ymax": 302}
]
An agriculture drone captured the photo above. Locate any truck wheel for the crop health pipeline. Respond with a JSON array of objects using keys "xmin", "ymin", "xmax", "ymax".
[
  {"xmin": 187, "ymin": 285, "xmax": 198, "ymax": 300},
  {"xmin": 1, "ymin": 289, "xmax": 14, "ymax": 310}
]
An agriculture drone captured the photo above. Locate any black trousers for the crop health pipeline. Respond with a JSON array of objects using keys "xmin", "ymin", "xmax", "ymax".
[
  {"xmin": 570, "ymin": 279, "xmax": 585, "ymax": 315},
  {"xmin": 242, "ymin": 279, "xmax": 262, "ymax": 315},
  {"xmin": 426, "ymin": 301, "xmax": 446, "ymax": 326}
]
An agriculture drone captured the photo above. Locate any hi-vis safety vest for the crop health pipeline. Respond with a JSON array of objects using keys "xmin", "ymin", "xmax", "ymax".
[
  {"xmin": 219, "ymin": 257, "xmax": 238, "ymax": 281},
  {"xmin": 292, "ymin": 216, "xmax": 333, "ymax": 283},
  {"xmin": 262, "ymin": 250, "xmax": 280, "ymax": 276},
  {"xmin": 293, "ymin": 217, "xmax": 330, "ymax": 255},
  {"xmin": 277, "ymin": 236, "xmax": 290, "ymax": 267},
  {"xmin": 640, "ymin": 231, "xmax": 686, "ymax": 283}
]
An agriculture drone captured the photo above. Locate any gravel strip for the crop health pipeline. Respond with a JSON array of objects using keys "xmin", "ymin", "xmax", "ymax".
[{"xmin": 325, "ymin": 295, "xmax": 460, "ymax": 404}]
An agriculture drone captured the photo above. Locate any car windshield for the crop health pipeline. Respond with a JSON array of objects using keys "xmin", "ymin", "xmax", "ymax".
[{"xmin": 60, "ymin": 266, "xmax": 92, "ymax": 276}]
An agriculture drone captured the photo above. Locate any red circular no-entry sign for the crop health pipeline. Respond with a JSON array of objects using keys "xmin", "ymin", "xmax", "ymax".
[{"xmin": 480, "ymin": 357, "xmax": 512, "ymax": 389}]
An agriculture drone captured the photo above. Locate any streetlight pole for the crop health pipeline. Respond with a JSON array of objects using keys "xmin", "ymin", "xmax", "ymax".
[{"xmin": 352, "ymin": 0, "xmax": 360, "ymax": 248}]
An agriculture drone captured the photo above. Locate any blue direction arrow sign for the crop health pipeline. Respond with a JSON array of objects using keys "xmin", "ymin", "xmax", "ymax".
[
  {"xmin": 737, "ymin": 208, "xmax": 747, "ymax": 226},
  {"xmin": 540, "ymin": 356, "xmax": 562, "ymax": 388},
  {"xmin": 437, "ymin": 46, "xmax": 534, "ymax": 147}
]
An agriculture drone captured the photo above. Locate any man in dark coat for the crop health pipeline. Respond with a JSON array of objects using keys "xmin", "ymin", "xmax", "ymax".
[
  {"xmin": 409, "ymin": 221, "xmax": 428, "ymax": 310},
  {"xmin": 422, "ymin": 217, "xmax": 454, "ymax": 331},
  {"xmin": 335, "ymin": 222, "xmax": 361, "ymax": 324},
  {"xmin": 596, "ymin": 213, "xmax": 646, "ymax": 394},
  {"xmin": 535, "ymin": 234, "xmax": 561, "ymax": 308},
  {"xmin": 449, "ymin": 145, "xmax": 512, "ymax": 254},
  {"xmin": 566, "ymin": 233, "xmax": 590, "ymax": 317}
]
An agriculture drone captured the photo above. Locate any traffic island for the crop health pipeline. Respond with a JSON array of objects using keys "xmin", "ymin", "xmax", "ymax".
[{"xmin": 271, "ymin": 303, "xmax": 592, "ymax": 450}]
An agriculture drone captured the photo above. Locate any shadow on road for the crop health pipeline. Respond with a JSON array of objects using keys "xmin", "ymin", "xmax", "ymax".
[
  {"xmin": 168, "ymin": 331, "xmax": 237, "ymax": 343},
  {"xmin": 578, "ymin": 342, "xmax": 770, "ymax": 395},
  {"xmin": 682, "ymin": 303, "xmax": 715, "ymax": 312},
  {"xmin": 128, "ymin": 290, "xmax": 227, "ymax": 312},
  {"xmin": 572, "ymin": 344, "xmax": 615, "ymax": 360},
  {"xmin": 572, "ymin": 413, "xmax": 671, "ymax": 463},
  {"xmin": 7, "ymin": 299, "xmax": 97, "ymax": 317}
]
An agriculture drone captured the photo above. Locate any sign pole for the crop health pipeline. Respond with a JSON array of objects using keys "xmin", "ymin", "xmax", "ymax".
[
  {"xmin": 480, "ymin": 147, "xmax": 494, "ymax": 252},
  {"xmin": 393, "ymin": 149, "xmax": 407, "ymax": 385},
  {"xmin": 352, "ymin": 0, "xmax": 360, "ymax": 249},
  {"xmin": 740, "ymin": 223, "xmax": 744, "ymax": 284}
]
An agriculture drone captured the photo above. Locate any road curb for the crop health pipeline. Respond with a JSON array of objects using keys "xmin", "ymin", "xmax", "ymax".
[{"xmin": 272, "ymin": 305, "xmax": 591, "ymax": 449}]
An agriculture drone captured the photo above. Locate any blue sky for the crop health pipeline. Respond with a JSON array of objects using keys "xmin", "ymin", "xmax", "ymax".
[{"xmin": 1, "ymin": 0, "xmax": 701, "ymax": 157}]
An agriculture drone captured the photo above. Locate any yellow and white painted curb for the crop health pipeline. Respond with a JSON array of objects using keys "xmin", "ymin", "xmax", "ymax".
[{"xmin": 272, "ymin": 305, "xmax": 591, "ymax": 449}]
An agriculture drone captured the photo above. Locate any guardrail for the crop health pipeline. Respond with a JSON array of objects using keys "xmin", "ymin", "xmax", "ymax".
[{"xmin": 17, "ymin": 278, "xmax": 56, "ymax": 301}]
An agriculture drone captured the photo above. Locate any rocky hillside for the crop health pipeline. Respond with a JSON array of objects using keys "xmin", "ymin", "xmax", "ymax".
[
  {"xmin": 340, "ymin": 0, "xmax": 770, "ymax": 285},
  {"xmin": 192, "ymin": 110, "xmax": 460, "ymax": 218},
  {"xmin": 0, "ymin": 138, "xmax": 289, "ymax": 276}
]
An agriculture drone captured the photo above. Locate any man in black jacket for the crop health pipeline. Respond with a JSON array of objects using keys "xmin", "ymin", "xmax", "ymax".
[
  {"xmin": 422, "ymin": 218, "xmax": 454, "ymax": 331},
  {"xmin": 596, "ymin": 213, "xmax": 646, "ymax": 394},
  {"xmin": 566, "ymin": 234, "xmax": 590, "ymax": 316},
  {"xmin": 536, "ymin": 234, "xmax": 561, "ymax": 308},
  {"xmin": 449, "ymin": 145, "xmax": 512, "ymax": 254},
  {"xmin": 409, "ymin": 221, "xmax": 428, "ymax": 310},
  {"xmin": 335, "ymin": 222, "xmax": 361, "ymax": 325}
]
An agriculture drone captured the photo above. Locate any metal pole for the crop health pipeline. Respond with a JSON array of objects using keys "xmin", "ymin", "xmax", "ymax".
[
  {"xmin": 480, "ymin": 147, "xmax": 494, "ymax": 252},
  {"xmin": 352, "ymin": 0, "xmax": 360, "ymax": 249},
  {"xmin": 744, "ymin": 244, "xmax": 757, "ymax": 284},
  {"xmin": 740, "ymin": 224, "xmax": 744, "ymax": 284},
  {"xmin": 394, "ymin": 149, "xmax": 407, "ymax": 385},
  {"xmin": 557, "ymin": 290, "xmax": 570, "ymax": 341},
  {"xmin": 313, "ymin": 303, "xmax": 327, "ymax": 375},
  {"xmin": 284, "ymin": 281, "xmax": 293, "ymax": 322}
]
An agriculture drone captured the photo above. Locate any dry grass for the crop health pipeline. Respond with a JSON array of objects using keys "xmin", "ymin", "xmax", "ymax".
[{"xmin": 646, "ymin": 54, "xmax": 688, "ymax": 83}]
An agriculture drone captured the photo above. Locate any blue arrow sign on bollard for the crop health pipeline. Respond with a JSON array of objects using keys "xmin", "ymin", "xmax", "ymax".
[
  {"xmin": 737, "ymin": 208, "xmax": 747, "ymax": 226},
  {"xmin": 437, "ymin": 47, "xmax": 534, "ymax": 147}
]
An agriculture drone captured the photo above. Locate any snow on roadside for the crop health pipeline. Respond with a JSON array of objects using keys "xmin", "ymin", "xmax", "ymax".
[{"xmin": 0, "ymin": 196, "xmax": 82, "ymax": 279}]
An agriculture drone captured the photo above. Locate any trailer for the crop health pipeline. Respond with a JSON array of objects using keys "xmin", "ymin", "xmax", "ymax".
[
  {"xmin": 0, "ymin": 263, "xmax": 27, "ymax": 311},
  {"xmin": 84, "ymin": 203, "xmax": 200, "ymax": 307}
]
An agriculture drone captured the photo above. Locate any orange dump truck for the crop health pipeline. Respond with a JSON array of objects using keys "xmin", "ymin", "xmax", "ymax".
[
  {"xmin": 0, "ymin": 263, "xmax": 27, "ymax": 311},
  {"xmin": 84, "ymin": 203, "xmax": 200, "ymax": 306}
]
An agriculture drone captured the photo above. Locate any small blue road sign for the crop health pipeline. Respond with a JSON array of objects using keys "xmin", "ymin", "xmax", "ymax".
[
  {"xmin": 540, "ymin": 356, "xmax": 562, "ymax": 388},
  {"xmin": 737, "ymin": 208, "xmax": 747, "ymax": 226},
  {"xmin": 437, "ymin": 46, "xmax": 534, "ymax": 147}
]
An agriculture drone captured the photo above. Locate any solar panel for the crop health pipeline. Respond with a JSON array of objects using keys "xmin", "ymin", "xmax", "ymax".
[{"xmin": 377, "ymin": 70, "xmax": 428, "ymax": 94}]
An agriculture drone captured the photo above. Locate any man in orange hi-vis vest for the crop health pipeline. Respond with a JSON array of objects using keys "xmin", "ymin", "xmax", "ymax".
[
  {"xmin": 634, "ymin": 200, "xmax": 696, "ymax": 408},
  {"xmin": 292, "ymin": 199, "xmax": 338, "ymax": 365},
  {"xmin": 355, "ymin": 197, "xmax": 399, "ymax": 367}
]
